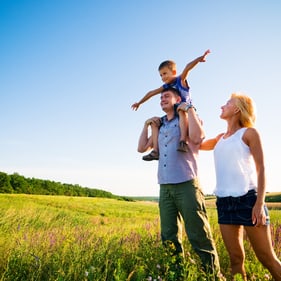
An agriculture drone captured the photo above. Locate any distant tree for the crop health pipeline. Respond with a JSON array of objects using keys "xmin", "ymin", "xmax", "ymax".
[
  {"xmin": 0, "ymin": 171, "xmax": 128, "ymax": 201},
  {"xmin": 10, "ymin": 173, "xmax": 30, "ymax": 193},
  {"xmin": 41, "ymin": 180, "xmax": 58, "ymax": 195},
  {"xmin": 26, "ymin": 178, "xmax": 45, "ymax": 194},
  {"xmin": 0, "ymin": 172, "xmax": 13, "ymax": 193}
]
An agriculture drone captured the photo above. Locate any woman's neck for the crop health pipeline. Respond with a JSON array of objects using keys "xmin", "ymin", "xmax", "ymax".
[{"xmin": 224, "ymin": 123, "xmax": 242, "ymax": 138}]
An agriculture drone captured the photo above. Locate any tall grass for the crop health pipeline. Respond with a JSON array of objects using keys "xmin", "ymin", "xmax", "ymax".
[{"xmin": 0, "ymin": 194, "xmax": 280, "ymax": 280}]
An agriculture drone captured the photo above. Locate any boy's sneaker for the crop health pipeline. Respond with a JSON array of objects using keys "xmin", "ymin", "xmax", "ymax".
[
  {"xmin": 142, "ymin": 150, "xmax": 159, "ymax": 161},
  {"xmin": 177, "ymin": 141, "xmax": 188, "ymax": 152}
]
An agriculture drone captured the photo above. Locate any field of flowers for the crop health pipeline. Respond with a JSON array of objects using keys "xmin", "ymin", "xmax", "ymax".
[{"xmin": 0, "ymin": 194, "xmax": 280, "ymax": 280}]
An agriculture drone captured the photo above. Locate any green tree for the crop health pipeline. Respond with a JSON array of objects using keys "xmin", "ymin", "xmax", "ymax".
[
  {"xmin": 10, "ymin": 173, "xmax": 30, "ymax": 193},
  {"xmin": 0, "ymin": 172, "xmax": 13, "ymax": 193}
]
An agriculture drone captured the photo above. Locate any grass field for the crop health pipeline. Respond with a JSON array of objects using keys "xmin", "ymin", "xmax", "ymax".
[{"xmin": 0, "ymin": 193, "xmax": 280, "ymax": 280}]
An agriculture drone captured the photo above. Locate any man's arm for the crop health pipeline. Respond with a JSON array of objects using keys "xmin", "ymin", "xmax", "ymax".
[
  {"xmin": 180, "ymin": 50, "xmax": 210, "ymax": 82},
  {"xmin": 187, "ymin": 107, "xmax": 205, "ymax": 145},
  {"xmin": 177, "ymin": 103, "xmax": 205, "ymax": 145},
  {"xmin": 131, "ymin": 86, "xmax": 164, "ymax": 111},
  {"xmin": 137, "ymin": 119, "xmax": 154, "ymax": 153}
]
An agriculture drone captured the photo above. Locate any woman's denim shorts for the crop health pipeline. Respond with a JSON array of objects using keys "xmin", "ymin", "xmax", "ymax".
[{"xmin": 216, "ymin": 189, "xmax": 270, "ymax": 226}]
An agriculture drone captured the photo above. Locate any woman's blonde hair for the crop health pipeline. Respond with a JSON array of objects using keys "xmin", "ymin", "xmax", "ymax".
[{"xmin": 231, "ymin": 93, "xmax": 256, "ymax": 128}]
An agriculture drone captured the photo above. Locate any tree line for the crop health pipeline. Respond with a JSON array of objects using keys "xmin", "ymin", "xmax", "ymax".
[{"xmin": 0, "ymin": 171, "xmax": 130, "ymax": 200}]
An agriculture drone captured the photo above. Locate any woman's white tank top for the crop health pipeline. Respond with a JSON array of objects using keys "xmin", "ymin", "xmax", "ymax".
[{"xmin": 214, "ymin": 127, "xmax": 256, "ymax": 197}]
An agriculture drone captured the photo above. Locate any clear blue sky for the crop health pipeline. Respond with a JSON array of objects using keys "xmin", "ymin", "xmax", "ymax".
[{"xmin": 1, "ymin": 0, "xmax": 280, "ymax": 196}]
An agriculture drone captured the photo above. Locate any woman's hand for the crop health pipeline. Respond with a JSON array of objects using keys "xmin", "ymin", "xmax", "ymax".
[{"xmin": 252, "ymin": 202, "xmax": 266, "ymax": 226}]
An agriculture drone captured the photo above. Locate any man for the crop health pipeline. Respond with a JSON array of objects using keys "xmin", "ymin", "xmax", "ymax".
[{"xmin": 138, "ymin": 87, "xmax": 221, "ymax": 277}]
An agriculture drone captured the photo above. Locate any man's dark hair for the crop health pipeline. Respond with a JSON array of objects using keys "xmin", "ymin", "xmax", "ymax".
[{"xmin": 162, "ymin": 87, "xmax": 181, "ymax": 97}]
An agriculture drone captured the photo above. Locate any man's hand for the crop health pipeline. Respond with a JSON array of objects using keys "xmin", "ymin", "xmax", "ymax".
[{"xmin": 145, "ymin": 117, "xmax": 161, "ymax": 127}]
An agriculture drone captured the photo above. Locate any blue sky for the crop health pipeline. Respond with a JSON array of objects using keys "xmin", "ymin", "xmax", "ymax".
[{"xmin": 0, "ymin": 0, "xmax": 280, "ymax": 196}]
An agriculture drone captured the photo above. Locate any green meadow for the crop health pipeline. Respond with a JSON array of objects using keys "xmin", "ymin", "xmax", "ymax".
[{"xmin": 0, "ymin": 194, "xmax": 280, "ymax": 281}]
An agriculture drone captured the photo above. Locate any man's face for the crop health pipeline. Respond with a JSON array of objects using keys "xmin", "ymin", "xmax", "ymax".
[{"xmin": 160, "ymin": 90, "xmax": 180, "ymax": 112}]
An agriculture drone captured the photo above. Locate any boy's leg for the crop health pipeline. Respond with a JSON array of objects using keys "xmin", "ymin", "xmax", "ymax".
[
  {"xmin": 152, "ymin": 123, "xmax": 159, "ymax": 153},
  {"xmin": 177, "ymin": 110, "xmax": 188, "ymax": 152}
]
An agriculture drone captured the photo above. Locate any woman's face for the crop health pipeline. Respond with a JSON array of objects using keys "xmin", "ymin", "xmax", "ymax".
[{"xmin": 220, "ymin": 98, "xmax": 239, "ymax": 119}]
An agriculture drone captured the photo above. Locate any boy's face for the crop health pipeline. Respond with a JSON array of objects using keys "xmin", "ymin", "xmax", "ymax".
[{"xmin": 159, "ymin": 67, "xmax": 176, "ymax": 84}]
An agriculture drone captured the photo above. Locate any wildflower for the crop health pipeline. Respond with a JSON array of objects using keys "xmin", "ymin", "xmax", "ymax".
[
  {"xmin": 188, "ymin": 257, "xmax": 196, "ymax": 265},
  {"xmin": 90, "ymin": 266, "xmax": 95, "ymax": 272},
  {"xmin": 31, "ymin": 253, "xmax": 40, "ymax": 267},
  {"xmin": 85, "ymin": 271, "xmax": 89, "ymax": 277}
]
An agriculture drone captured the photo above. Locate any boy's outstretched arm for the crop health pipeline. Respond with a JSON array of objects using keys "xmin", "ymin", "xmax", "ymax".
[
  {"xmin": 131, "ymin": 86, "xmax": 164, "ymax": 110},
  {"xmin": 180, "ymin": 49, "xmax": 211, "ymax": 81}
]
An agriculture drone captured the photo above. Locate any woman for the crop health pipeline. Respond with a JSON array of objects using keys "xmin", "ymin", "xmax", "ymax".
[{"xmin": 201, "ymin": 93, "xmax": 281, "ymax": 280}]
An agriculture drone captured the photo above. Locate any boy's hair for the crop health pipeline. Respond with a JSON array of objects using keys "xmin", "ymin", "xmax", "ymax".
[
  {"xmin": 231, "ymin": 93, "xmax": 256, "ymax": 128},
  {"xmin": 158, "ymin": 60, "xmax": 176, "ymax": 71}
]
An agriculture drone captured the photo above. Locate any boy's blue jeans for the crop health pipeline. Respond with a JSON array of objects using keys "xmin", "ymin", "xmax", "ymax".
[{"xmin": 159, "ymin": 179, "xmax": 220, "ymax": 273}]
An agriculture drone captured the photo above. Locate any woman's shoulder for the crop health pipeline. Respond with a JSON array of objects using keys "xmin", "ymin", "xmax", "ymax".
[
  {"xmin": 242, "ymin": 127, "xmax": 260, "ymax": 145},
  {"xmin": 243, "ymin": 127, "xmax": 259, "ymax": 136}
]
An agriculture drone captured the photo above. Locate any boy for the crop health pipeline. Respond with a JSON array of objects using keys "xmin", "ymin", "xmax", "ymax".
[{"xmin": 132, "ymin": 50, "xmax": 210, "ymax": 160}]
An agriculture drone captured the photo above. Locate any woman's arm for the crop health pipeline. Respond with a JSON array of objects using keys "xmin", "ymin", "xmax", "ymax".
[
  {"xmin": 200, "ymin": 133, "xmax": 224, "ymax": 150},
  {"xmin": 243, "ymin": 128, "xmax": 266, "ymax": 226}
]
